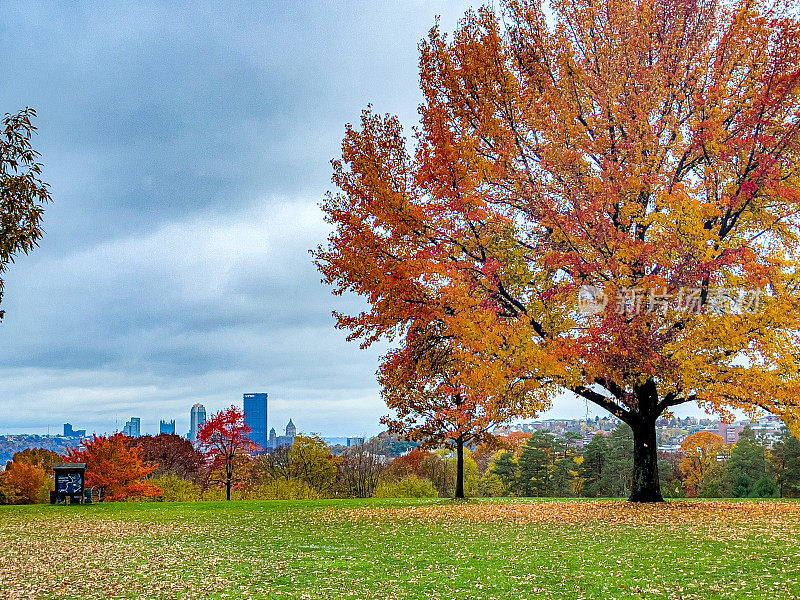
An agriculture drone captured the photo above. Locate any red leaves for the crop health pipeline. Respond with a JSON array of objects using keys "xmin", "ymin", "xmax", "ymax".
[
  {"xmin": 317, "ymin": 0, "xmax": 800, "ymax": 454},
  {"xmin": 197, "ymin": 406, "xmax": 258, "ymax": 500}
]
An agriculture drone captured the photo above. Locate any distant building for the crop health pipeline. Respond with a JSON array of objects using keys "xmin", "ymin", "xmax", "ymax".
[
  {"xmin": 122, "ymin": 417, "xmax": 141, "ymax": 438},
  {"xmin": 719, "ymin": 421, "xmax": 745, "ymax": 444},
  {"xmin": 243, "ymin": 393, "xmax": 268, "ymax": 451},
  {"xmin": 63, "ymin": 423, "xmax": 86, "ymax": 438},
  {"xmin": 269, "ymin": 427, "xmax": 277, "ymax": 450},
  {"xmin": 274, "ymin": 420, "xmax": 297, "ymax": 449},
  {"xmin": 159, "ymin": 420, "xmax": 176, "ymax": 435},
  {"xmin": 189, "ymin": 404, "xmax": 207, "ymax": 442},
  {"xmin": 347, "ymin": 436, "xmax": 365, "ymax": 447}
]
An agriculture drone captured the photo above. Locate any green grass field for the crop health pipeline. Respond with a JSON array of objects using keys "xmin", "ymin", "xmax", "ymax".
[{"xmin": 1, "ymin": 498, "xmax": 799, "ymax": 599}]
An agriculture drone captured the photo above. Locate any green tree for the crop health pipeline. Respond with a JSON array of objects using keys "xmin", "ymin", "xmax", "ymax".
[
  {"xmin": 1, "ymin": 108, "xmax": 52, "ymax": 321},
  {"xmin": 562, "ymin": 432, "xmax": 584, "ymax": 459},
  {"xmin": 488, "ymin": 450, "xmax": 519, "ymax": 496},
  {"xmin": 581, "ymin": 434, "xmax": 609, "ymax": 497},
  {"xmin": 604, "ymin": 426, "xmax": 634, "ymax": 497},
  {"xmin": 725, "ymin": 427, "xmax": 774, "ymax": 498},
  {"xmin": 290, "ymin": 435, "xmax": 339, "ymax": 498},
  {"xmin": 518, "ymin": 437, "xmax": 553, "ymax": 497},
  {"xmin": 770, "ymin": 430, "xmax": 800, "ymax": 498},
  {"xmin": 552, "ymin": 456, "xmax": 576, "ymax": 497}
]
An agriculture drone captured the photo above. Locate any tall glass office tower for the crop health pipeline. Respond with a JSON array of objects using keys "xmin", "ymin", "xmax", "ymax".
[
  {"xmin": 243, "ymin": 393, "xmax": 268, "ymax": 450},
  {"xmin": 189, "ymin": 403, "xmax": 207, "ymax": 442}
]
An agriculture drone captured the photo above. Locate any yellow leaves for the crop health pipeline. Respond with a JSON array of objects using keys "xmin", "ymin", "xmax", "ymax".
[
  {"xmin": 319, "ymin": 0, "xmax": 800, "ymax": 441},
  {"xmin": 332, "ymin": 499, "xmax": 800, "ymax": 529}
]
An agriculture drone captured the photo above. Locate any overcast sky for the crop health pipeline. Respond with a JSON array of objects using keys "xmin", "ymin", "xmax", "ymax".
[{"xmin": 0, "ymin": 1, "xmax": 704, "ymax": 438}]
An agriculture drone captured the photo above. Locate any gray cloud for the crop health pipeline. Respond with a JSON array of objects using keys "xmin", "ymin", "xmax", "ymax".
[
  {"xmin": 0, "ymin": 1, "xmax": 480, "ymax": 437},
  {"xmin": 0, "ymin": 1, "xmax": 711, "ymax": 437}
]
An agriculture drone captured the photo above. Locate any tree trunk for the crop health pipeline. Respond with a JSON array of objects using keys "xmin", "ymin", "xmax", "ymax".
[
  {"xmin": 226, "ymin": 472, "xmax": 233, "ymax": 501},
  {"xmin": 455, "ymin": 435, "xmax": 465, "ymax": 499},
  {"xmin": 629, "ymin": 418, "xmax": 664, "ymax": 503}
]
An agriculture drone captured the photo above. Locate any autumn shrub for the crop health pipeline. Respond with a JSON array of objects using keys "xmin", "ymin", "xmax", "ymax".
[
  {"xmin": 247, "ymin": 479, "xmax": 320, "ymax": 501},
  {"xmin": 477, "ymin": 472, "xmax": 507, "ymax": 498},
  {"xmin": 373, "ymin": 475, "xmax": 439, "ymax": 498},
  {"xmin": 150, "ymin": 474, "xmax": 201, "ymax": 502}
]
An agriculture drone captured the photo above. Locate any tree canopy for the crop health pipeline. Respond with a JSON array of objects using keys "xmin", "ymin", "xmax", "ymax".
[
  {"xmin": 317, "ymin": 0, "xmax": 800, "ymax": 501},
  {"xmin": 1, "ymin": 107, "xmax": 51, "ymax": 320}
]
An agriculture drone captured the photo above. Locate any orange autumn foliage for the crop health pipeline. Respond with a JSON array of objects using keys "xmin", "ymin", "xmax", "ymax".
[
  {"xmin": 68, "ymin": 434, "xmax": 161, "ymax": 501},
  {"xmin": 317, "ymin": 0, "xmax": 800, "ymax": 501},
  {"xmin": 680, "ymin": 431, "xmax": 729, "ymax": 496},
  {"xmin": 1, "ymin": 461, "xmax": 49, "ymax": 504}
]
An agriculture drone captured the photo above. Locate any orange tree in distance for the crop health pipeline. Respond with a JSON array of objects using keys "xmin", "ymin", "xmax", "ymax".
[
  {"xmin": 380, "ymin": 322, "xmax": 528, "ymax": 498},
  {"xmin": 197, "ymin": 405, "xmax": 259, "ymax": 501},
  {"xmin": 68, "ymin": 434, "xmax": 162, "ymax": 501},
  {"xmin": 0, "ymin": 461, "xmax": 49, "ymax": 504},
  {"xmin": 316, "ymin": 0, "xmax": 800, "ymax": 501},
  {"xmin": 680, "ymin": 431, "xmax": 728, "ymax": 496}
]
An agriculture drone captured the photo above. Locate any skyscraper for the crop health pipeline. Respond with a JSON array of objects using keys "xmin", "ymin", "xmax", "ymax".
[
  {"xmin": 122, "ymin": 417, "xmax": 141, "ymax": 438},
  {"xmin": 243, "ymin": 393, "xmax": 268, "ymax": 451},
  {"xmin": 189, "ymin": 403, "xmax": 207, "ymax": 442},
  {"xmin": 159, "ymin": 420, "xmax": 176, "ymax": 435}
]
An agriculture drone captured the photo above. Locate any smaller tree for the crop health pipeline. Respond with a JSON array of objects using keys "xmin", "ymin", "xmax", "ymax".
[
  {"xmin": 7, "ymin": 448, "xmax": 63, "ymax": 472},
  {"xmin": 680, "ymin": 432, "xmax": 728, "ymax": 497},
  {"xmin": 1, "ymin": 448, "xmax": 63, "ymax": 504},
  {"xmin": 337, "ymin": 438, "xmax": 386, "ymax": 498},
  {"xmin": 488, "ymin": 450, "xmax": 519, "ymax": 496},
  {"xmin": 259, "ymin": 444, "xmax": 293, "ymax": 483},
  {"xmin": 580, "ymin": 434, "xmax": 609, "ymax": 498},
  {"xmin": 131, "ymin": 434, "xmax": 203, "ymax": 481},
  {"xmin": 380, "ymin": 324, "xmax": 528, "ymax": 499},
  {"xmin": 381, "ymin": 449, "xmax": 430, "ymax": 481},
  {"xmin": 518, "ymin": 438, "xmax": 552, "ymax": 497},
  {"xmin": 197, "ymin": 406, "xmax": 258, "ymax": 501},
  {"xmin": 290, "ymin": 435, "xmax": 339, "ymax": 497},
  {"xmin": 0, "ymin": 461, "xmax": 48, "ymax": 504},
  {"xmin": 771, "ymin": 430, "xmax": 800, "ymax": 498},
  {"xmin": 725, "ymin": 428, "xmax": 775, "ymax": 498},
  {"xmin": 68, "ymin": 434, "xmax": 161, "ymax": 501}
]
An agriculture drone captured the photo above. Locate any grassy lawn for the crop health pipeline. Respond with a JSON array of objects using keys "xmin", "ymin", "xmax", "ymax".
[{"xmin": 1, "ymin": 498, "xmax": 799, "ymax": 599}]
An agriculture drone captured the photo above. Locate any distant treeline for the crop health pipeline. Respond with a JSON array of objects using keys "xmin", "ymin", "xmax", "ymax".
[{"xmin": 1, "ymin": 425, "xmax": 798, "ymax": 504}]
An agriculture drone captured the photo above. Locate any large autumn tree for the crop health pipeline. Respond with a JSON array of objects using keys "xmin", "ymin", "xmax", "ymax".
[
  {"xmin": 317, "ymin": 0, "xmax": 800, "ymax": 501},
  {"xmin": 197, "ymin": 406, "xmax": 258, "ymax": 501}
]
